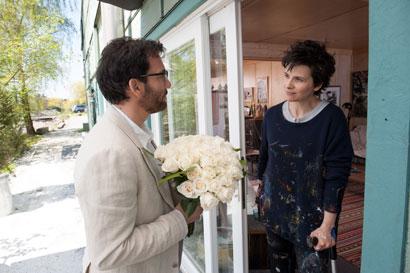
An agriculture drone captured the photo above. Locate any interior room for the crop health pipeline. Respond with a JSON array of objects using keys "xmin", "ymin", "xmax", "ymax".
[{"xmin": 240, "ymin": 0, "xmax": 368, "ymax": 272}]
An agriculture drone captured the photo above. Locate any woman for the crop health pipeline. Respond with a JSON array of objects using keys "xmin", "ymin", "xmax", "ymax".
[{"xmin": 257, "ymin": 40, "xmax": 353, "ymax": 272}]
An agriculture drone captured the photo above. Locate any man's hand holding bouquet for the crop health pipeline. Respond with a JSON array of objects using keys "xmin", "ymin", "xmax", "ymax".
[{"xmin": 154, "ymin": 135, "xmax": 246, "ymax": 236}]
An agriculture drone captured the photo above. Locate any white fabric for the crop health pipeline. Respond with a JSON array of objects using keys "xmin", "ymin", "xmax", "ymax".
[
  {"xmin": 282, "ymin": 100, "xmax": 329, "ymax": 123},
  {"xmin": 112, "ymin": 105, "xmax": 155, "ymax": 152}
]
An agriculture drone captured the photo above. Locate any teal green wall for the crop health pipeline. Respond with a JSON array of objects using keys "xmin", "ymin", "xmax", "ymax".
[
  {"xmin": 141, "ymin": 0, "xmax": 162, "ymax": 36},
  {"xmin": 143, "ymin": 0, "xmax": 205, "ymax": 40},
  {"xmin": 361, "ymin": 0, "xmax": 410, "ymax": 272}
]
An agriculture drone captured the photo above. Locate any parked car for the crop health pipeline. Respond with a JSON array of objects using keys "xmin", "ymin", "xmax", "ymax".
[{"xmin": 72, "ymin": 104, "xmax": 86, "ymax": 113}]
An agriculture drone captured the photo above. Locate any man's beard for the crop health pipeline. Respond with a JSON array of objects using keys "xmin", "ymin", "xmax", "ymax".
[{"xmin": 140, "ymin": 85, "xmax": 167, "ymax": 113}]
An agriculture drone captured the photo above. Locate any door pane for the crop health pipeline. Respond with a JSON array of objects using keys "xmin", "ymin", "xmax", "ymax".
[
  {"xmin": 160, "ymin": 40, "xmax": 205, "ymax": 271},
  {"xmin": 161, "ymin": 40, "xmax": 198, "ymax": 143},
  {"xmin": 210, "ymin": 28, "xmax": 233, "ymax": 273}
]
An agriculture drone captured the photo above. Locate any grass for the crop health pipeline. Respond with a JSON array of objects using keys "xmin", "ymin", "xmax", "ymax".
[{"xmin": 0, "ymin": 134, "xmax": 42, "ymax": 174}]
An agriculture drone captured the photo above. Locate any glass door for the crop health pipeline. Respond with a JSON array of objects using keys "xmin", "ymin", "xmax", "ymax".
[
  {"xmin": 153, "ymin": 1, "xmax": 247, "ymax": 272},
  {"xmin": 209, "ymin": 2, "xmax": 247, "ymax": 273},
  {"xmin": 155, "ymin": 15, "xmax": 207, "ymax": 273}
]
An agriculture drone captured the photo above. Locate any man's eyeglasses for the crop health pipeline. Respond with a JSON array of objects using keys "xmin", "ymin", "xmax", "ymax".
[{"xmin": 140, "ymin": 70, "xmax": 169, "ymax": 79}]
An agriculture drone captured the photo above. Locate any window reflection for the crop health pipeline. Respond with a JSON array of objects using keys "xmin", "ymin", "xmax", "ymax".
[
  {"xmin": 160, "ymin": 40, "xmax": 204, "ymax": 272},
  {"xmin": 210, "ymin": 28, "xmax": 234, "ymax": 273},
  {"xmin": 161, "ymin": 40, "xmax": 198, "ymax": 143}
]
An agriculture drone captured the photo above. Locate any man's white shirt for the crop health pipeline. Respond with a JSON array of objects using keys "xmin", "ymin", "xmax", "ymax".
[{"xmin": 113, "ymin": 105, "xmax": 156, "ymax": 153}]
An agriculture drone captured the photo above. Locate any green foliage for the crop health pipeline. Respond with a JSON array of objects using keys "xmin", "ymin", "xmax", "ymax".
[
  {"xmin": 71, "ymin": 81, "xmax": 87, "ymax": 105},
  {"xmin": 46, "ymin": 97, "xmax": 72, "ymax": 113},
  {"xmin": 0, "ymin": 163, "xmax": 16, "ymax": 174},
  {"xmin": 0, "ymin": 87, "xmax": 23, "ymax": 170},
  {"xmin": 0, "ymin": 0, "xmax": 74, "ymax": 135},
  {"xmin": 161, "ymin": 40, "xmax": 197, "ymax": 143},
  {"xmin": 0, "ymin": 133, "xmax": 42, "ymax": 173},
  {"xmin": 0, "ymin": 87, "xmax": 42, "ymax": 171},
  {"xmin": 0, "ymin": 0, "xmax": 71, "ymax": 169}
]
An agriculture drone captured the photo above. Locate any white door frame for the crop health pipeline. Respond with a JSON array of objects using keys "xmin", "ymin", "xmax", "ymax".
[
  {"xmin": 155, "ymin": 13, "xmax": 216, "ymax": 273},
  {"xmin": 153, "ymin": 1, "xmax": 247, "ymax": 272},
  {"xmin": 209, "ymin": 2, "xmax": 248, "ymax": 273}
]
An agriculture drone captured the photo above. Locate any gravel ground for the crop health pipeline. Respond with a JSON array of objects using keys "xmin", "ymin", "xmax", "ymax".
[{"xmin": 0, "ymin": 115, "xmax": 87, "ymax": 273}]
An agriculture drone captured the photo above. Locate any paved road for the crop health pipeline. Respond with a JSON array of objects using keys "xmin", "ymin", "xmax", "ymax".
[{"xmin": 0, "ymin": 115, "xmax": 87, "ymax": 273}]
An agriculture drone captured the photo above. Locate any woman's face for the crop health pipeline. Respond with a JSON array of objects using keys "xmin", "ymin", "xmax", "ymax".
[{"xmin": 283, "ymin": 65, "xmax": 321, "ymax": 103}]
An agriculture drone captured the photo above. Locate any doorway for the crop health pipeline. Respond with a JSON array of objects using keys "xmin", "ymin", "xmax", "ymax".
[{"xmin": 240, "ymin": 0, "xmax": 368, "ymax": 272}]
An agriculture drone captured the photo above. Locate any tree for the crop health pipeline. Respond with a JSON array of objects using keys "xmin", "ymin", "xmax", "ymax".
[
  {"xmin": 71, "ymin": 80, "xmax": 86, "ymax": 105},
  {"xmin": 0, "ymin": 88, "xmax": 22, "ymax": 169},
  {"xmin": 0, "ymin": 0, "xmax": 73, "ymax": 135}
]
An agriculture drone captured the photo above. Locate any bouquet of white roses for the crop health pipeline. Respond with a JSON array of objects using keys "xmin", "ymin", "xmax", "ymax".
[{"xmin": 154, "ymin": 135, "xmax": 246, "ymax": 235}]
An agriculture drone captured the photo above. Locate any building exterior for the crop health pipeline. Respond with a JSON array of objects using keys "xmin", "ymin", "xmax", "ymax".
[{"xmin": 81, "ymin": 0, "xmax": 410, "ymax": 272}]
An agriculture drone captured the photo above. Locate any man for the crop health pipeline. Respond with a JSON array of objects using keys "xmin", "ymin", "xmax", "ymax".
[{"xmin": 74, "ymin": 37, "xmax": 202, "ymax": 273}]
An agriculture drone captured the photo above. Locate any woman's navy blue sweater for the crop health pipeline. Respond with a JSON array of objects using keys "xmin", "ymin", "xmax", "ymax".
[{"xmin": 257, "ymin": 102, "xmax": 353, "ymax": 246}]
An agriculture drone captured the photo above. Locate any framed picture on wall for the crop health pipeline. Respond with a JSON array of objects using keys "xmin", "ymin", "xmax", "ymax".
[
  {"xmin": 352, "ymin": 71, "xmax": 368, "ymax": 117},
  {"xmin": 256, "ymin": 77, "xmax": 268, "ymax": 103},
  {"xmin": 244, "ymin": 87, "xmax": 254, "ymax": 103},
  {"xmin": 320, "ymin": 86, "xmax": 341, "ymax": 106}
]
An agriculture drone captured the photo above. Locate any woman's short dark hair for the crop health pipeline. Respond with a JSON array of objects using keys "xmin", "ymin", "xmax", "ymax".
[
  {"xmin": 96, "ymin": 37, "xmax": 164, "ymax": 104},
  {"xmin": 282, "ymin": 40, "xmax": 335, "ymax": 95}
]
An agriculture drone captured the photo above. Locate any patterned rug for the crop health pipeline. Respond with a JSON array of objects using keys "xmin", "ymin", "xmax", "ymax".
[{"xmin": 337, "ymin": 182, "xmax": 364, "ymax": 268}]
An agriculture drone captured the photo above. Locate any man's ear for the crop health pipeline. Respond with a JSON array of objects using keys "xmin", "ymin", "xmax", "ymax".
[{"xmin": 128, "ymin": 78, "xmax": 144, "ymax": 97}]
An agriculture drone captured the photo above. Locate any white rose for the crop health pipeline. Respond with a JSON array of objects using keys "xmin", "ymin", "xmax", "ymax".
[
  {"xmin": 186, "ymin": 164, "xmax": 202, "ymax": 180},
  {"xmin": 207, "ymin": 179, "xmax": 221, "ymax": 193},
  {"xmin": 199, "ymin": 167, "xmax": 217, "ymax": 180},
  {"xmin": 216, "ymin": 186, "xmax": 235, "ymax": 203},
  {"xmin": 177, "ymin": 181, "xmax": 199, "ymax": 198},
  {"xmin": 200, "ymin": 192, "xmax": 219, "ymax": 210},
  {"xmin": 192, "ymin": 178, "xmax": 208, "ymax": 194},
  {"xmin": 154, "ymin": 145, "xmax": 167, "ymax": 161},
  {"xmin": 177, "ymin": 154, "xmax": 194, "ymax": 171},
  {"xmin": 227, "ymin": 165, "xmax": 243, "ymax": 180},
  {"xmin": 199, "ymin": 155, "xmax": 213, "ymax": 168},
  {"xmin": 162, "ymin": 157, "xmax": 179, "ymax": 173},
  {"xmin": 217, "ymin": 175, "xmax": 234, "ymax": 187}
]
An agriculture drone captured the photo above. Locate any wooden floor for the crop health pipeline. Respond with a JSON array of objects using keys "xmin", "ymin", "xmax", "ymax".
[{"xmin": 250, "ymin": 256, "xmax": 359, "ymax": 273}]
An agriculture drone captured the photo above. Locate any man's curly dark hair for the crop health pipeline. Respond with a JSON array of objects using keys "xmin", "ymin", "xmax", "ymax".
[
  {"xmin": 96, "ymin": 37, "xmax": 164, "ymax": 104},
  {"xmin": 282, "ymin": 40, "xmax": 335, "ymax": 95}
]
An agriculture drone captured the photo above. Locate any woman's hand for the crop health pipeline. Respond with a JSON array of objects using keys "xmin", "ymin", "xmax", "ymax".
[
  {"xmin": 309, "ymin": 210, "xmax": 337, "ymax": 251},
  {"xmin": 309, "ymin": 225, "xmax": 335, "ymax": 251}
]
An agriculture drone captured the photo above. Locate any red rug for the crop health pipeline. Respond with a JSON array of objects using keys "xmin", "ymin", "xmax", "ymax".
[{"xmin": 337, "ymin": 182, "xmax": 364, "ymax": 268}]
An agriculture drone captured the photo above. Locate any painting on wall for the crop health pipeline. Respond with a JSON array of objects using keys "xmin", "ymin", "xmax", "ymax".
[
  {"xmin": 352, "ymin": 71, "xmax": 368, "ymax": 117},
  {"xmin": 244, "ymin": 87, "xmax": 254, "ymax": 103},
  {"xmin": 256, "ymin": 77, "xmax": 268, "ymax": 103},
  {"xmin": 320, "ymin": 86, "xmax": 341, "ymax": 106}
]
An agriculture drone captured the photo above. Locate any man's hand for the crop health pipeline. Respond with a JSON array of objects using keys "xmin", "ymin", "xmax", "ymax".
[{"xmin": 176, "ymin": 204, "xmax": 203, "ymax": 224}]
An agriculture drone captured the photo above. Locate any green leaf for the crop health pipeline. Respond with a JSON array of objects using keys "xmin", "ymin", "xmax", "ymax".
[
  {"xmin": 158, "ymin": 170, "xmax": 187, "ymax": 186},
  {"xmin": 240, "ymin": 159, "xmax": 247, "ymax": 166},
  {"xmin": 180, "ymin": 198, "xmax": 200, "ymax": 217},
  {"xmin": 240, "ymin": 159, "xmax": 248, "ymax": 176}
]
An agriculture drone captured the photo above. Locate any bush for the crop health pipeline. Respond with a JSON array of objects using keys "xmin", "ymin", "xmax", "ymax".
[{"xmin": 0, "ymin": 88, "xmax": 33, "ymax": 172}]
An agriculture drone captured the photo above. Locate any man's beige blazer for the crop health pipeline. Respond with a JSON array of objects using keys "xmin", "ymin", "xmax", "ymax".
[{"xmin": 74, "ymin": 106, "xmax": 187, "ymax": 273}]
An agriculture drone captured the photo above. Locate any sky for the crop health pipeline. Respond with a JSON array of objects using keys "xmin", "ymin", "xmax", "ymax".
[{"xmin": 42, "ymin": 1, "xmax": 84, "ymax": 99}]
